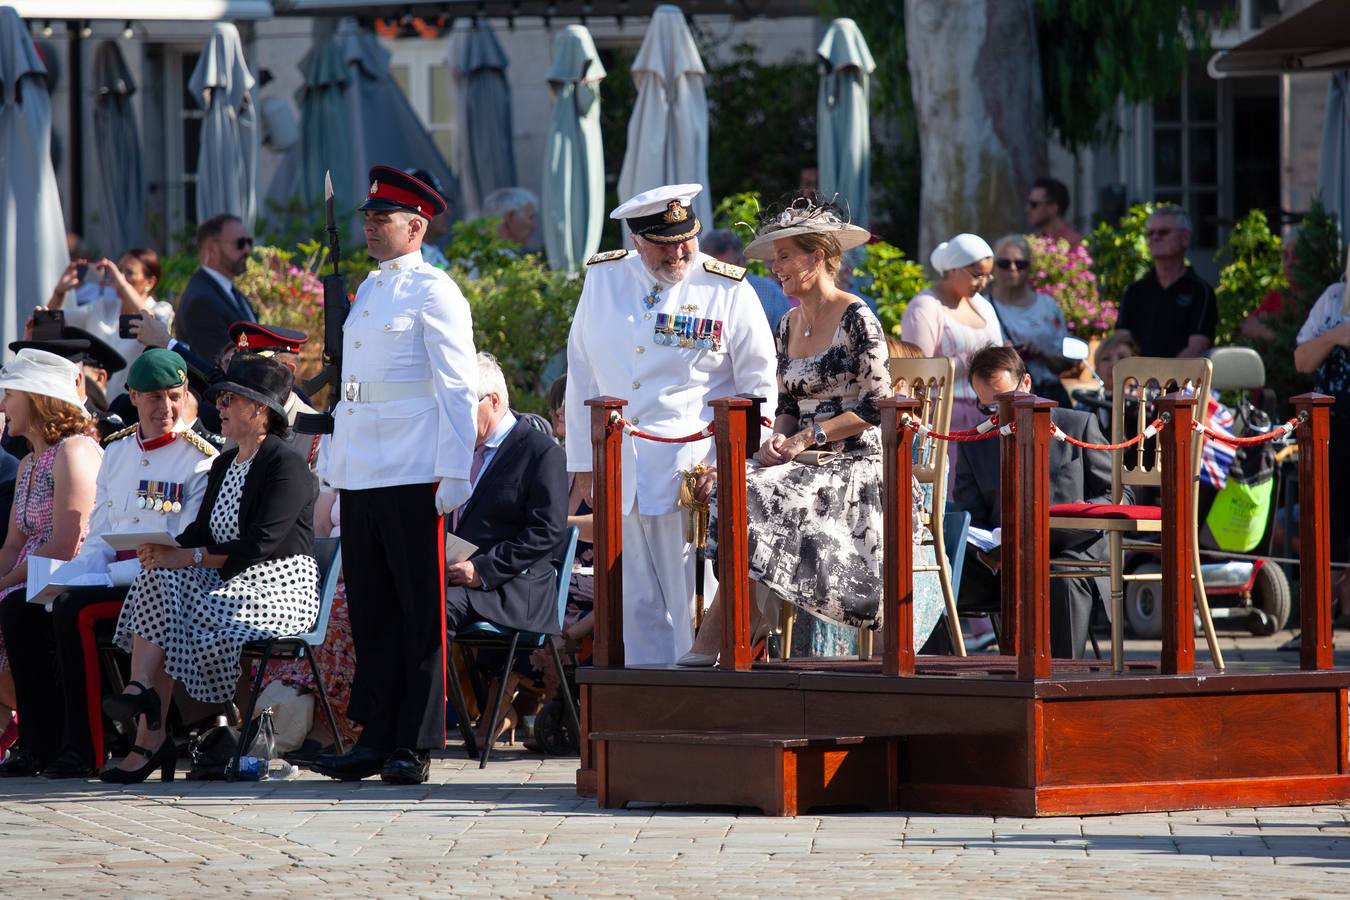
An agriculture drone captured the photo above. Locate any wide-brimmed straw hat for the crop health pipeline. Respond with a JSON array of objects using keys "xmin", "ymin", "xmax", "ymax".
[
  {"xmin": 0, "ymin": 348, "xmax": 84, "ymax": 409},
  {"xmin": 743, "ymin": 200, "xmax": 871, "ymax": 261}
]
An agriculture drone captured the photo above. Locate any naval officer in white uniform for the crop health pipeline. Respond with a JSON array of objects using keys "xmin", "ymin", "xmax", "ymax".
[
  {"xmin": 313, "ymin": 166, "xmax": 477, "ymax": 786},
  {"xmin": 565, "ymin": 184, "xmax": 778, "ymax": 666},
  {"xmin": 0, "ymin": 349, "xmax": 215, "ymax": 777}
]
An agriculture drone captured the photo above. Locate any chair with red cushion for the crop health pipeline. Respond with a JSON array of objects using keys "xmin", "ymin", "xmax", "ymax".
[{"xmin": 1048, "ymin": 356, "xmax": 1222, "ymax": 673}]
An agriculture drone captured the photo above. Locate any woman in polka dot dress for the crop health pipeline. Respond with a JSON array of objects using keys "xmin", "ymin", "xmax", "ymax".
[{"xmin": 104, "ymin": 356, "xmax": 319, "ymax": 783}]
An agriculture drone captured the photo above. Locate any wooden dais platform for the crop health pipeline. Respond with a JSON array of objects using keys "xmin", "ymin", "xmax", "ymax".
[{"xmin": 576, "ymin": 392, "xmax": 1350, "ymax": 816}]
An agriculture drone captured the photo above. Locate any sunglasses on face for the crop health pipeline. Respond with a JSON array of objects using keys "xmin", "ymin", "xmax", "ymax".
[
  {"xmin": 995, "ymin": 258, "xmax": 1031, "ymax": 271},
  {"xmin": 1025, "ymin": 199, "xmax": 1045, "ymax": 209},
  {"xmin": 221, "ymin": 236, "xmax": 255, "ymax": 251},
  {"xmin": 1146, "ymin": 228, "xmax": 1174, "ymax": 239}
]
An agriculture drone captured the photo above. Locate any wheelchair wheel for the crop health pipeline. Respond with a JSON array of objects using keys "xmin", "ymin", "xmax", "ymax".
[
  {"xmin": 1125, "ymin": 563, "xmax": 1163, "ymax": 638},
  {"xmin": 1247, "ymin": 562, "xmax": 1291, "ymax": 636},
  {"xmin": 532, "ymin": 699, "xmax": 579, "ymax": 756}
]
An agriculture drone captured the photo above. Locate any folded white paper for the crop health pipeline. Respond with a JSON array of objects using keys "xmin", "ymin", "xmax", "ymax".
[
  {"xmin": 967, "ymin": 526, "xmax": 1001, "ymax": 553},
  {"xmin": 445, "ymin": 533, "xmax": 479, "ymax": 565},
  {"xmin": 24, "ymin": 555, "xmax": 65, "ymax": 604},
  {"xmin": 101, "ymin": 531, "xmax": 179, "ymax": 552}
]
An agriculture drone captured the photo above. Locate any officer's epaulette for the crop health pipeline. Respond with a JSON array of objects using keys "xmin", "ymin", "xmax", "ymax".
[
  {"xmin": 586, "ymin": 249, "xmax": 629, "ymax": 266},
  {"xmin": 182, "ymin": 429, "xmax": 220, "ymax": 457},
  {"xmin": 703, "ymin": 259, "xmax": 746, "ymax": 281},
  {"xmin": 101, "ymin": 425, "xmax": 137, "ymax": 447}
]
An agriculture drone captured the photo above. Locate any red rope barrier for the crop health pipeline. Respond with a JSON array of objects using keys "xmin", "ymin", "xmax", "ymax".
[
  {"xmin": 609, "ymin": 415, "xmax": 774, "ymax": 443},
  {"xmin": 1194, "ymin": 414, "xmax": 1302, "ymax": 447},
  {"xmin": 1051, "ymin": 417, "xmax": 1167, "ymax": 451},
  {"xmin": 906, "ymin": 416, "xmax": 1007, "ymax": 442}
]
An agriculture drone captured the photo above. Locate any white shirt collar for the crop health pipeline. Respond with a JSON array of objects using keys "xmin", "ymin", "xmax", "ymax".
[
  {"xmin": 483, "ymin": 410, "xmax": 517, "ymax": 451},
  {"xmin": 201, "ymin": 266, "xmax": 236, "ymax": 298},
  {"xmin": 379, "ymin": 249, "xmax": 424, "ymax": 272}
]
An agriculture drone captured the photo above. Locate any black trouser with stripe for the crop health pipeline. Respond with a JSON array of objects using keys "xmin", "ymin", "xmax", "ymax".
[
  {"xmin": 340, "ymin": 483, "xmax": 446, "ymax": 751},
  {"xmin": 0, "ymin": 586, "xmax": 128, "ymax": 767}
]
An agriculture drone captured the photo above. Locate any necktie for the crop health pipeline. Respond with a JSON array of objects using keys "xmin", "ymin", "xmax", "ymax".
[
  {"xmin": 232, "ymin": 287, "xmax": 257, "ymax": 323},
  {"xmin": 453, "ymin": 444, "xmax": 490, "ymax": 530}
]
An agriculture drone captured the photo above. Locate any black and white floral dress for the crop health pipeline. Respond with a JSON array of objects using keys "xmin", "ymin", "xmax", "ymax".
[
  {"xmin": 114, "ymin": 456, "xmax": 321, "ymax": 703},
  {"xmin": 713, "ymin": 301, "xmax": 944, "ymax": 644}
]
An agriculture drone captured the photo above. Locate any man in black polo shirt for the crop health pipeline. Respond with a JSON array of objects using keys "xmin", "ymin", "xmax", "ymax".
[{"xmin": 1114, "ymin": 204, "xmax": 1217, "ymax": 358}]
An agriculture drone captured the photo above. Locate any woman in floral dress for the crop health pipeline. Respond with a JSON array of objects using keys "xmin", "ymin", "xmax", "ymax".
[{"xmin": 680, "ymin": 199, "xmax": 945, "ymax": 664}]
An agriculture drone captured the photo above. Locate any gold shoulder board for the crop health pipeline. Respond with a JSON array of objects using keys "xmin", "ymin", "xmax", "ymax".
[
  {"xmin": 703, "ymin": 259, "xmax": 746, "ymax": 281},
  {"xmin": 586, "ymin": 249, "xmax": 629, "ymax": 266},
  {"xmin": 182, "ymin": 429, "xmax": 220, "ymax": 457},
  {"xmin": 102, "ymin": 425, "xmax": 137, "ymax": 447}
]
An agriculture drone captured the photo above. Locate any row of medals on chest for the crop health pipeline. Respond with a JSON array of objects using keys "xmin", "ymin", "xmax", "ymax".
[
  {"xmin": 643, "ymin": 284, "xmax": 723, "ymax": 351},
  {"xmin": 137, "ymin": 479, "xmax": 184, "ymax": 513}
]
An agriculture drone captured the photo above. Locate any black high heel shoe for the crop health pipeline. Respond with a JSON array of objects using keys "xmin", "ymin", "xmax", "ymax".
[
  {"xmin": 102, "ymin": 681, "xmax": 162, "ymax": 731},
  {"xmin": 99, "ymin": 740, "xmax": 176, "ymax": 784}
]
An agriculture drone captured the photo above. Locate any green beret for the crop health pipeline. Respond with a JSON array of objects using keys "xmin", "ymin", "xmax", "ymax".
[{"xmin": 127, "ymin": 349, "xmax": 189, "ymax": 392}]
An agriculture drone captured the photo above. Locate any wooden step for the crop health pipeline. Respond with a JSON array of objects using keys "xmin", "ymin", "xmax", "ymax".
[{"xmin": 591, "ymin": 730, "xmax": 898, "ymax": 816}]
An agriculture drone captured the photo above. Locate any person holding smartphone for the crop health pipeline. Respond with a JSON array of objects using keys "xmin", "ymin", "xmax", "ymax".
[{"xmin": 46, "ymin": 248, "xmax": 173, "ymax": 398}]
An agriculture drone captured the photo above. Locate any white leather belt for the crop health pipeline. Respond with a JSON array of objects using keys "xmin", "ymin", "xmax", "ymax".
[{"xmin": 340, "ymin": 380, "xmax": 434, "ymax": 403}]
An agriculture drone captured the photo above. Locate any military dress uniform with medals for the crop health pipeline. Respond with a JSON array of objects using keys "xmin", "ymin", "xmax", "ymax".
[
  {"xmin": 0, "ymin": 350, "xmax": 215, "ymax": 776},
  {"xmin": 564, "ymin": 184, "xmax": 778, "ymax": 665},
  {"xmin": 314, "ymin": 167, "xmax": 477, "ymax": 780}
]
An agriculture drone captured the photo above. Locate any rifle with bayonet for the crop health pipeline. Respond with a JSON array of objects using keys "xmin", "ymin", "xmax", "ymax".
[{"xmin": 295, "ymin": 170, "xmax": 349, "ymax": 436}]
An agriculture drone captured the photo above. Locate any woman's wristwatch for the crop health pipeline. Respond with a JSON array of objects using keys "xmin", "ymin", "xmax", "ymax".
[
  {"xmin": 192, "ymin": 547, "xmax": 204, "ymax": 566},
  {"xmin": 813, "ymin": 424, "xmax": 829, "ymax": 446}
]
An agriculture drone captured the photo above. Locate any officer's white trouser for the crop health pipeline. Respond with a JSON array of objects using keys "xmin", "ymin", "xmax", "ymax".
[{"xmin": 621, "ymin": 510, "xmax": 717, "ymax": 666}]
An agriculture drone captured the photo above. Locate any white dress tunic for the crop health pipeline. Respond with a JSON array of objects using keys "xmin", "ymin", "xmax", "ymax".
[
  {"xmin": 565, "ymin": 249, "xmax": 778, "ymax": 664},
  {"xmin": 114, "ymin": 457, "xmax": 320, "ymax": 703}
]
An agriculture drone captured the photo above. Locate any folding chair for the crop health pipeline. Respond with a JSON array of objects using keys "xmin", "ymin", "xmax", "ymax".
[
  {"xmin": 448, "ymin": 526, "xmax": 582, "ymax": 769},
  {"xmin": 232, "ymin": 537, "xmax": 347, "ymax": 776},
  {"xmin": 1047, "ymin": 357, "xmax": 1224, "ymax": 672}
]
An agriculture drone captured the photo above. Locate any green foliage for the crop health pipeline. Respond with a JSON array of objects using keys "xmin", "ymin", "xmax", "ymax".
[
  {"xmin": 1035, "ymin": 0, "xmax": 1211, "ymax": 151},
  {"xmin": 712, "ymin": 192, "xmax": 768, "ymax": 277},
  {"xmin": 1085, "ymin": 203, "xmax": 1154, "ymax": 307},
  {"xmin": 1214, "ymin": 210, "xmax": 1286, "ymax": 345},
  {"xmin": 443, "ymin": 218, "xmax": 582, "ymax": 412},
  {"xmin": 854, "ymin": 242, "xmax": 928, "ymax": 337}
]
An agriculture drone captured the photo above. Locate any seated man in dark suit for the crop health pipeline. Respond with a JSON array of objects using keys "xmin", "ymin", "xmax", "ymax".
[
  {"xmin": 443, "ymin": 353, "xmax": 568, "ymax": 764},
  {"xmin": 174, "ymin": 213, "xmax": 258, "ymax": 365},
  {"xmin": 951, "ymin": 345, "xmax": 1115, "ymax": 658}
]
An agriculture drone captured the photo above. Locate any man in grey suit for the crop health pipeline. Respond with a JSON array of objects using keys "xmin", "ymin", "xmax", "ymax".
[
  {"xmin": 174, "ymin": 214, "xmax": 257, "ymax": 365},
  {"xmin": 952, "ymin": 345, "xmax": 1115, "ymax": 658}
]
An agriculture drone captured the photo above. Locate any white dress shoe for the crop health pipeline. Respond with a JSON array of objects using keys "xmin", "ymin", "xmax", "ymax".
[{"xmin": 675, "ymin": 650, "xmax": 717, "ymax": 667}]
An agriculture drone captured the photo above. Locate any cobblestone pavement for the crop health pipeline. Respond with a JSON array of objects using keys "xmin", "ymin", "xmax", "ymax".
[{"xmin": 0, "ymin": 630, "xmax": 1346, "ymax": 897}]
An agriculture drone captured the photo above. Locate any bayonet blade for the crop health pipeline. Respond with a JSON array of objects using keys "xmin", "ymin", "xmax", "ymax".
[{"xmin": 324, "ymin": 169, "xmax": 335, "ymax": 229}]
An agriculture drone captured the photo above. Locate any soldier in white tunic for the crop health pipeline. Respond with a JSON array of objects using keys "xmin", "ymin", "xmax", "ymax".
[
  {"xmin": 313, "ymin": 167, "xmax": 477, "ymax": 785},
  {"xmin": 0, "ymin": 349, "xmax": 214, "ymax": 777},
  {"xmin": 565, "ymin": 184, "xmax": 778, "ymax": 666}
]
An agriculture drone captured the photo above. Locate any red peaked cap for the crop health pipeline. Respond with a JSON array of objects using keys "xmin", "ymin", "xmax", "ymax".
[
  {"xmin": 359, "ymin": 165, "xmax": 447, "ymax": 219},
  {"xmin": 229, "ymin": 321, "xmax": 308, "ymax": 353}
]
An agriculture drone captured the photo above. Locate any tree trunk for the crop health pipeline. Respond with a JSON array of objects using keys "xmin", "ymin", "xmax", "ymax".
[{"xmin": 905, "ymin": 0, "xmax": 1047, "ymax": 259}]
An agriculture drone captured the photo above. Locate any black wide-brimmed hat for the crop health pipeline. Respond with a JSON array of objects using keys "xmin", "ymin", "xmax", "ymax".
[
  {"xmin": 206, "ymin": 353, "xmax": 293, "ymax": 417},
  {"xmin": 359, "ymin": 165, "xmax": 446, "ymax": 219}
]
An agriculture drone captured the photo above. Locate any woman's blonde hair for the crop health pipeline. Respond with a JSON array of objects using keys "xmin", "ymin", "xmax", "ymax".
[
  {"xmin": 26, "ymin": 392, "xmax": 90, "ymax": 445},
  {"xmin": 886, "ymin": 336, "xmax": 924, "ymax": 359},
  {"xmin": 790, "ymin": 232, "xmax": 843, "ymax": 278},
  {"xmin": 1095, "ymin": 331, "xmax": 1139, "ymax": 363}
]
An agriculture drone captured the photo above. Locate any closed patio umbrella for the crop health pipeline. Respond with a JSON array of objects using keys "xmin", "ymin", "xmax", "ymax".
[
  {"xmin": 1320, "ymin": 70, "xmax": 1350, "ymax": 243},
  {"xmin": 542, "ymin": 25, "xmax": 606, "ymax": 272},
  {"xmin": 450, "ymin": 20, "xmax": 517, "ymax": 214},
  {"xmin": 92, "ymin": 41, "xmax": 144, "ymax": 253},
  {"xmin": 817, "ymin": 18, "xmax": 876, "ymax": 227},
  {"xmin": 0, "ymin": 7, "xmax": 68, "ymax": 353},
  {"xmin": 190, "ymin": 23, "xmax": 259, "ymax": 228},
  {"xmin": 617, "ymin": 4, "xmax": 711, "ymax": 229},
  {"xmin": 296, "ymin": 35, "xmax": 354, "ymax": 211}
]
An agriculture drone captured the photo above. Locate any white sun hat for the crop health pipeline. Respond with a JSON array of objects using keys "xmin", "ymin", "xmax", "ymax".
[
  {"xmin": 743, "ymin": 199, "xmax": 872, "ymax": 260},
  {"xmin": 0, "ymin": 348, "xmax": 85, "ymax": 409}
]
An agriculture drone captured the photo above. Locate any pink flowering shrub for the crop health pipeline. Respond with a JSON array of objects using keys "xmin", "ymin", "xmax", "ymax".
[{"xmin": 1028, "ymin": 235, "xmax": 1116, "ymax": 339}]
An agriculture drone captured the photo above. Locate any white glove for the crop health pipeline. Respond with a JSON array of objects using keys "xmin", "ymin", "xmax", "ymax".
[{"xmin": 435, "ymin": 477, "xmax": 472, "ymax": 516}]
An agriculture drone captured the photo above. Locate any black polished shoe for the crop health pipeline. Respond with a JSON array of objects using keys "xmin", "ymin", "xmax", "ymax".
[
  {"xmin": 309, "ymin": 745, "xmax": 388, "ymax": 782},
  {"xmin": 380, "ymin": 748, "xmax": 430, "ymax": 785},
  {"xmin": 43, "ymin": 748, "xmax": 95, "ymax": 779},
  {"xmin": 0, "ymin": 747, "xmax": 43, "ymax": 777},
  {"xmin": 99, "ymin": 740, "xmax": 176, "ymax": 784},
  {"xmin": 101, "ymin": 681, "xmax": 163, "ymax": 731},
  {"xmin": 282, "ymin": 739, "xmax": 329, "ymax": 767}
]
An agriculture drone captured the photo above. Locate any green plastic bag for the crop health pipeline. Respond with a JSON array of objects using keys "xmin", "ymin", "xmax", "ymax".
[{"xmin": 1205, "ymin": 476, "xmax": 1273, "ymax": 553}]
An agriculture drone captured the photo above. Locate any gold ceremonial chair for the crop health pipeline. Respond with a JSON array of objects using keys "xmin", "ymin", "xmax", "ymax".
[
  {"xmin": 778, "ymin": 356, "xmax": 966, "ymax": 659},
  {"xmin": 1046, "ymin": 356, "xmax": 1223, "ymax": 673}
]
